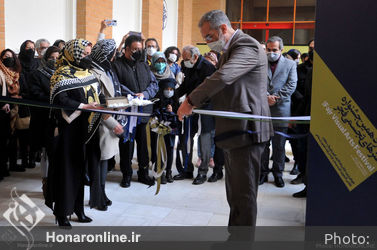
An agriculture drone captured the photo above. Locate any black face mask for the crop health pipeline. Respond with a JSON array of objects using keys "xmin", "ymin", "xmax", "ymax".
[
  {"xmin": 3, "ymin": 57, "xmax": 15, "ymax": 68},
  {"xmin": 78, "ymin": 57, "xmax": 92, "ymax": 69},
  {"xmin": 46, "ymin": 59, "xmax": 56, "ymax": 70},
  {"xmin": 25, "ymin": 49, "xmax": 35, "ymax": 58},
  {"xmin": 131, "ymin": 50, "xmax": 143, "ymax": 61}
]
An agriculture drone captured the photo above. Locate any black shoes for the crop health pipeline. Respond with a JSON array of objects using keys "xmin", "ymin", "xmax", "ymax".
[
  {"xmin": 160, "ymin": 172, "xmax": 167, "ymax": 184},
  {"xmin": 173, "ymin": 172, "xmax": 193, "ymax": 180},
  {"xmin": 259, "ymin": 174, "xmax": 268, "ymax": 185},
  {"xmin": 166, "ymin": 171, "xmax": 174, "ymax": 183},
  {"xmin": 138, "ymin": 174, "xmax": 155, "ymax": 186},
  {"xmin": 193, "ymin": 173, "xmax": 207, "ymax": 185},
  {"xmin": 274, "ymin": 176, "xmax": 285, "ymax": 188},
  {"xmin": 74, "ymin": 210, "xmax": 92, "ymax": 223},
  {"xmin": 120, "ymin": 175, "xmax": 131, "ymax": 188},
  {"xmin": 293, "ymin": 187, "xmax": 307, "ymax": 198},
  {"xmin": 105, "ymin": 198, "xmax": 112, "ymax": 206},
  {"xmin": 290, "ymin": 174, "xmax": 303, "ymax": 184},
  {"xmin": 290, "ymin": 162, "xmax": 299, "ymax": 175},
  {"xmin": 56, "ymin": 216, "xmax": 72, "ymax": 229},
  {"xmin": 208, "ymin": 172, "xmax": 223, "ymax": 183}
]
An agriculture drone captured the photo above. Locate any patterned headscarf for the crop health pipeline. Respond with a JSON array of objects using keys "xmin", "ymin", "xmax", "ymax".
[
  {"xmin": 89, "ymin": 39, "xmax": 116, "ymax": 69},
  {"xmin": 50, "ymin": 39, "xmax": 101, "ymax": 144}
]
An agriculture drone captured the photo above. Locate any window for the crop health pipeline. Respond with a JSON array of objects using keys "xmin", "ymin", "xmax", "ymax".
[{"xmin": 227, "ymin": 0, "xmax": 316, "ymax": 45}]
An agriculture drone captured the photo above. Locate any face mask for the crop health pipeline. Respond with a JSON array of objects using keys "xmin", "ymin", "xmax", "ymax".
[
  {"xmin": 25, "ymin": 48, "xmax": 35, "ymax": 58},
  {"xmin": 207, "ymin": 29, "xmax": 226, "ymax": 53},
  {"xmin": 184, "ymin": 59, "xmax": 195, "ymax": 68},
  {"xmin": 168, "ymin": 53, "xmax": 177, "ymax": 62},
  {"xmin": 2, "ymin": 57, "xmax": 15, "ymax": 68},
  {"xmin": 78, "ymin": 56, "xmax": 92, "ymax": 69},
  {"xmin": 40, "ymin": 48, "xmax": 47, "ymax": 56},
  {"xmin": 154, "ymin": 62, "xmax": 166, "ymax": 74},
  {"xmin": 146, "ymin": 47, "xmax": 157, "ymax": 57},
  {"xmin": 46, "ymin": 59, "xmax": 56, "ymax": 70},
  {"xmin": 295, "ymin": 59, "xmax": 300, "ymax": 65},
  {"xmin": 131, "ymin": 50, "xmax": 143, "ymax": 61},
  {"xmin": 163, "ymin": 89, "xmax": 174, "ymax": 99},
  {"xmin": 267, "ymin": 52, "xmax": 280, "ymax": 62}
]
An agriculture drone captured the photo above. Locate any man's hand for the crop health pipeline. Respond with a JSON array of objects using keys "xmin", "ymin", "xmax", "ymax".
[
  {"xmin": 100, "ymin": 20, "xmax": 107, "ymax": 33},
  {"xmin": 267, "ymin": 95, "xmax": 280, "ymax": 106},
  {"xmin": 1, "ymin": 104, "xmax": 10, "ymax": 113},
  {"xmin": 166, "ymin": 104, "xmax": 172, "ymax": 112},
  {"xmin": 177, "ymin": 98, "xmax": 194, "ymax": 121},
  {"xmin": 113, "ymin": 124, "xmax": 124, "ymax": 135},
  {"xmin": 135, "ymin": 93, "xmax": 144, "ymax": 99}
]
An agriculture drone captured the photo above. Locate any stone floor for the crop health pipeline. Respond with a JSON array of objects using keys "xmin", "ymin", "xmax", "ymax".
[{"xmin": 0, "ymin": 141, "xmax": 306, "ymax": 227}]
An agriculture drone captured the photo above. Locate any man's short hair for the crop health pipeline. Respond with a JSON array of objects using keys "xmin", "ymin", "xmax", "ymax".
[
  {"xmin": 35, "ymin": 38, "xmax": 50, "ymax": 49},
  {"xmin": 124, "ymin": 35, "xmax": 143, "ymax": 49},
  {"xmin": 182, "ymin": 45, "xmax": 200, "ymax": 58},
  {"xmin": 198, "ymin": 10, "xmax": 231, "ymax": 30},
  {"xmin": 267, "ymin": 36, "xmax": 284, "ymax": 50},
  {"xmin": 145, "ymin": 38, "xmax": 160, "ymax": 51}
]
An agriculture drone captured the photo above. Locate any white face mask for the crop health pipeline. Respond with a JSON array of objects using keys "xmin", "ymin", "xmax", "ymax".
[
  {"xmin": 40, "ymin": 48, "xmax": 47, "ymax": 56},
  {"xmin": 147, "ymin": 47, "xmax": 157, "ymax": 56},
  {"xmin": 168, "ymin": 53, "xmax": 177, "ymax": 62},
  {"xmin": 267, "ymin": 52, "xmax": 280, "ymax": 62},
  {"xmin": 184, "ymin": 59, "xmax": 195, "ymax": 68},
  {"xmin": 163, "ymin": 89, "xmax": 174, "ymax": 98},
  {"xmin": 207, "ymin": 29, "xmax": 226, "ymax": 53}
]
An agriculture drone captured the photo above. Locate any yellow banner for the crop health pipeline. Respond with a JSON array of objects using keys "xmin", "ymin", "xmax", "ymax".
[{"xmin": 311, "ymin": 51, "xmax": 377, "ymax": 191}]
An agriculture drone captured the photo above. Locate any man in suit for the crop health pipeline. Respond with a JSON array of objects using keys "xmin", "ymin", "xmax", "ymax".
[
  {"xmin": 178, "ymin": 10, "xmax": 273, "ymax": 226},
  {"xmin": 259, "ymin": 36, "xmax": 297, "ymax": 188}
]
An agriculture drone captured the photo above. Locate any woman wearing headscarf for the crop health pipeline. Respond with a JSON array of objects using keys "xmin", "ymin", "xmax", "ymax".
[
  {"xmin": 29, "ymin": 46, "xmax": 60, "ymax": 197},
  {"xmin": 18, "ymin": 40, "xmax": 39, "ymax": 168},
  {"xmin": 0, "ymin": 49, "xmax": 25, "ymax": 177},
  {"xmin": 0, "ymin": 49, "xmax": 28, "ymax": 173},
  {"xmin": 88, "ymin": 39, "xmax": 127, "ymax": 211},
  {"xmin": 46, "ymin": 39, "xmax": 103, "ymax": 228},
  {"xmin": 150, "ymin": 52, "xmax": 176, "ymax": 181},
  {"xmin": 151, "ymin": 52, "xmax": 174, "ymax": 83}
]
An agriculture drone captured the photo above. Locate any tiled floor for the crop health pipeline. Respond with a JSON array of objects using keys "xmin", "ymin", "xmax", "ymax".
[{"xmin": 0, "ymin": 142, "xmax": 306, "ymax": 227}]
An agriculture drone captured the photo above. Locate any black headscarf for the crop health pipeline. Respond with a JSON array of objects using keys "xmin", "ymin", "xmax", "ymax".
[{"xmin": 18, "ymin": 40, "xmax": 39, "ymax": 73}]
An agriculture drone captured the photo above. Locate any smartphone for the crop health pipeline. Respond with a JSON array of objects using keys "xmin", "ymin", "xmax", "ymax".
[
  {"xmin": 129, "ymin": 31, "xmax": 141, "ymax": 37},
  {"xmin": 106, "ymin": 19, "xmax": 117, "ymax": 26}
]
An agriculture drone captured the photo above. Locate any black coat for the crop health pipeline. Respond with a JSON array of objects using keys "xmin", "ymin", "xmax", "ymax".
[
  {"xmin": 28, "ymin": 70, "xmax": 52, "ymax": 148},
  {"xmin": 112, "ymin": 56, "xmax": 159, "ymax": 123},
  {"xmin": 176, "ymin": 55, "xmax": 216, "ymax": 133},
  {"xmin": 176, "ymin": 55, "xmax": 216, "ymax": 98},
  {"xmin": 291, "ymin": 61, "xmax": 312, "ymax": 116}
]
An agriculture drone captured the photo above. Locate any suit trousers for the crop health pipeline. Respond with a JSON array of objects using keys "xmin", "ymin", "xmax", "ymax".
[
  {"xmin": 119, "ymin": 122, "xmax": 149, "ymax": 177},
  {"xmin": 261, "ymin": 126, "xmax": 288, "ymax": 178},
  {"xmin": 223, "ymin": 142, "xmax": 265, "ymax": 226},
  {"xmin": 198, "ymin": 131, "xmax": 212, "ymax": 175}
]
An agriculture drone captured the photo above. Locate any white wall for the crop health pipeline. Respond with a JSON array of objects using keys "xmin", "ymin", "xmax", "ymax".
[
  {"xmin": 4, "ymin": 0, "xmax": 76, "ymax": 53},
  {"xmin": 162, "ymin": 0, "xmax": 178, "ymax": 50},
  {"xmin": 112, "ymin": 0, "xmax": 142, "ymax": 47}
]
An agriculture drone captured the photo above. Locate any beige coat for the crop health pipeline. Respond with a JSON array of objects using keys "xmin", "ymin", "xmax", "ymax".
[
  {"xmin": 189, "ymin": 30, "xmax": 274, "ymax": 149},
  {"xmin": 91, "ymin": 67, "xmax": 120, "ymax": 161}
]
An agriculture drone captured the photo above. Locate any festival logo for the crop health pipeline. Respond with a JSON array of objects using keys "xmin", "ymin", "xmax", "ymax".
[{"xmin": 3, "ymin": 187, "xmax": 45, "ymax": 250}]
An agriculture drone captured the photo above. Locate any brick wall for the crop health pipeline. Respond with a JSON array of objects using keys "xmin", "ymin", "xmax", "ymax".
[
  {"xmin": 0, "ymin": 0, "xmax": 4, "ymax": 51},
  {"xmin": 191, "ymin": 0, "xmax": 226, "ymax": 45},
  {"xmin": 177, "ymin": 0, "xmax": 193, "ymax": 49},
  {"xmin": 76, "ymin": 0, "xmax": 113, "ymax": 44},
  {"xmin": 142, "ymin": 0, "xmax": 163, "ymax": 48}
]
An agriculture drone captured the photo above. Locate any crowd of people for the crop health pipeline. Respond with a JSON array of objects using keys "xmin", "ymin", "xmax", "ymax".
[{"xmin": 0, "ymin": 11, "xmax": 314, "ymax": 228}]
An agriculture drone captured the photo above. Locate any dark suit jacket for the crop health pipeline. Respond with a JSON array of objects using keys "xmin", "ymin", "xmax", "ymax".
[{"xmin": 189, "ymin": 30, "xmax": 273, "ymax": 149}]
